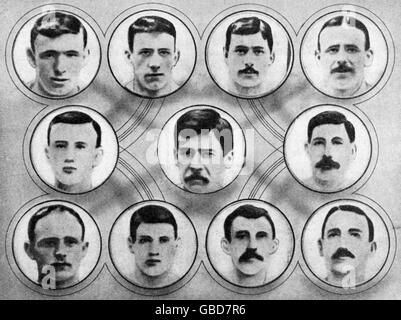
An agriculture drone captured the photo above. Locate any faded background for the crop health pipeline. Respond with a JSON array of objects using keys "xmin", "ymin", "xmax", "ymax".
[{"xmin": 1, "ymin": 0, "xmax": 401, "ymax": 299}]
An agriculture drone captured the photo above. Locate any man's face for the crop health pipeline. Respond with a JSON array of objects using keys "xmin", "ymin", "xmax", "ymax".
[
  {"xmin": 27, "ymin": 31, "xmax": 87, "ymax": 97},
  {"xmin": 175, "ymin": 130, "xmax": 233, "ymax": 193},
  {"xmin": 225, "ymin": 31, "xmax": 274, "ymax": 90},
  {"xmin": 26, "ymin": 210, "xmax": 88, "ymax": 286},
  {"xmin": 222, "ymin": 216, "xmax": 278, "ymax": 277},
  {"xmin": 316, "ymin": 25, "xmax": 373, "ymax": 96},
  {"xmin": 129, "ymin": 32, "xmax": 178, "ymax": 95},
  {"xmin": 45, "ymin": 122, "xmax": 103, "ymax": 190},
  {"xmin": 129, "ymin": 223, "xmax": 178, "ymax": 278},
  {"xmin": 319, "ymin": 210, "xmax": 375, "ymax": 280},
  {"xmin": 305, "ymin": 123, "xmax": 356, "ymax": 189}
]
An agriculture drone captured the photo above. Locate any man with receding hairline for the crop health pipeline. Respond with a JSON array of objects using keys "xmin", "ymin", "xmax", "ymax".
[
  {"xmin": 125, "ymin": 16, "xmax": 180, "ymax": 97},
  {"xmin": 26, "ymin": 11, "xmax": 90, "ymax": 97},
  {"xmin": 315, "ymin": 15, "xmax": 374, "ymax": 97},
  {"xmin": 224, "ymin": 16, "xmax": 275, "ymax": 96},
  {"xmin": 318, "ymin": 204, "xmax": 377, "ymax": 287},
  {"xmin": 24, "ymin": 204, "xmax": 89, "ymax": 289}
]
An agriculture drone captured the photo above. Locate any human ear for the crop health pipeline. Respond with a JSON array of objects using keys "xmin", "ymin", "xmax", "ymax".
[
  {"xmin": 45, "ymin": 147, "xmax": 50, "ymax": 160},
  {"xmin": 364, "ymin": 49, "xmax": 374, "ymax": 67},
  {"xmin": 315, "ymin": 49, "xmax": 321, "ymax": 61},
  {"xmin": 223, "ymin": 150, "xmax": 234, "ymax": 169},
  {"xmin": 26, "ymin": 48, "xmax": 36, "ymax": 69},
  {"xmin": 304, "ymin": 142, "xmax": 310, "ymax": 156},
  {"xmin": 351, "ymin": 144, "xmax": 357, "ymax": 160},
  {"xmin": 318, "ymin": 238, "xmax": 324, "ymax": 257},
  {"xmin": 269, "ymin": 51, "xmax": 276, "ymax": 65},
  {"xmin": 173, "ymin": 49, "xmax": 180, "ymax": 67},
  {"xmin": 125, "ymin": 50, "xmax": 133, "ymax": 65},
  {"xmin": 93, "ymin": 147, "xmax": 104, "ymax": 168},
  {"xmin": 127, "ymin": 236, "xmax": 135, "ymax": 254},
  {"xmin": 223, "ymin": 46, "xmax": 229, "ymax": 61},
  {"xmin": 269, "ymin": 238, "xmax": 279, "ymax": 254},
  {"xmin": 221, "ymin": 238, "xmax": 231, "ymax": 256},
  {"xmin": 370, "ymin": 241, "xmax": 377, "ymax": 254},
  {"xmin": 24, "ymin": 242, "xmax": 35, "ymax": 260},
  {"xmin": 81, "ymin": 242, "xmax": 89, "ymax": 258}
]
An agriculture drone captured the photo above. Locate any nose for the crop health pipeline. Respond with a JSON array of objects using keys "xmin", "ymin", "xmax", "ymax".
[
  {"xmin": 248, "ymin": 235, "xmax": 257, "ymax": 250},
  {"xmin": 323, "ymin": 143, "xmax": 333, "ymax": 157},
  {"xmin": 64, "ymin": 147, "xmax": 75, "ymax": 163},
  {"xmin": 53, "ymin": 54, "xmax": 68, "ymax": 75},
  {"xmin": 335, "ymin": 48, "xmax": 349, "ymax": 65},
  {"xmin": 147, "ymin": 54, "xmax": 161, "ymax": 71},
  {"xmin": 148, "ymin": 242, "xmax": 160, "ymax": 256},
  {"xmin": 189, "ymin": 152, "xmax": 203, "ymax": 169},
  {"xmin": 54, "ymin": 242, "xmax": 67, "ymax": 260}
]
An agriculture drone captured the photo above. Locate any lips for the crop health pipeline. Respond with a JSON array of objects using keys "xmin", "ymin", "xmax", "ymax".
[
  {"xmin": 145, "ymin": 73, "xmax": 164, "ymax": 81},
  {"xmin": 51, "ymin": 262, "xmax": 71, "ymax": 270},
  {"xmin": 145, "ymin": 259, "xmax": 161, "ymax": 267},
  {"xmin": 62, "ymin": 166, "xmax": 76, "ymax": 174}
]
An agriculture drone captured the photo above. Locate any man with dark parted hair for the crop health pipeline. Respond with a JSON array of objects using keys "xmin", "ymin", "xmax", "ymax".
[
  {"xmin": 125, "ymin": 16, "xmax": 180, "ymax": 97},
  {"xmin": 174, "ymin": 108, "xmax": 235, "ymax": 193},
  {"xmin": 127, "ymin": 205, "xmax": 180, "ymax": 287},
  {"xmin": 223, "ymin": 16, "xmax": 275, "ymax": 96},
  {"xmin": 220, "ymin": 204, "xmax": 279, "ymax": 287},
  {"xmin": 318, "ymin": 204, "xmax": 376, "ymax": 287},
  {"xmin": 24, "ymin": 204, "xmax": 89, "ymax": 289},
  {"xmin": 26, "ymin": 11, "xmax": 90, "ymax": 97},
  {"xmin": 315, "ymin": 15, "xmax": 374, "ymax": 97},
  {"xmin": 45, "ymin": 111, "xmax": 104, "ymax": 193},
  {"xmin": 304, "ymin": 110, "xmax": 357, "ymax": 192}
]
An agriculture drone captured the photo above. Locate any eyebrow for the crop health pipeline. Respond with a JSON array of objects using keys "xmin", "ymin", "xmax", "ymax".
[
  {"xmin": 324, "ymin": 44, "xmax": 340, "ymax": 51},
  {"xmin": 312, "ymin": 137, "xmax": 326, "ymax": 142},
  {"xmin": 327, "ymin": 228, "xmax": 341, "ymax": 235},
  {"xmin": 348, "ymin": 228, "xmax": 362, "ymax": 233},
  {"xmin": 234, "ymin": 230, "xmax": 250, "ymax": 236}
]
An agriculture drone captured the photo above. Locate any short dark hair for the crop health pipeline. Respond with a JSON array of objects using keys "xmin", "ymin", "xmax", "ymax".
[
  {"xmin": 317, "ymin": 15, "xmax": 370, "ymax": 51},
  {"xmin": 223, "ymin": 204, "xmax": 276, "ymax": 242},
  {"xmin": 225, "ymin": 16, "xmax": 273, "ymax": 58},
  {"xmin": 129, "ymin": 205, "xmax": 178, "ymax": 242},
  {"xmin": 47, "ymin": 111, "xmax": 102, "ymax": 148},
  {"xmin": 31, "ymin": 11, "xmax": 87, "ymax": 52},
  {"xmin": 307, "ymin": 111, "xmax": 355, "ymax": 143},
  {"xmin": 128, "ymin": 16, "xmax": 176, "ymax": 52},
  {"xmin": 27, "ymin": 204, "xmax": 85, "ymax": 243},
  {"xmin": 321, "ymin": 204, "xmax": 374, "ymax": 242},
  {"xmin": 175, "ymin": 109, "xmax": 234, "ymax": 156}
]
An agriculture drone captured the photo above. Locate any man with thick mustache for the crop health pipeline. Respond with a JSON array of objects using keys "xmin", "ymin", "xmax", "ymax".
[
  {"xmin": 315, "ymin": 15, "xmax": 374, "ymax": 98},
  {"xmin": 24, "ymin": 204, "xmax": 89, "ymax": 289},
  {"xmin": 127, "ymin": 205, "xmax": 180, "ymax": 288},
  {"xmin": 224, "ymin": 16, "xmax": 275, "ymax": 97},
  {"xmin": 318, "ymin": 204, "xmax": 376, "ymax": 287},
  {"xmin": 174, "ymin": 108, "xmax": 234, "ymax": 193},
  {"xmin": 304, "ymin": 110, "xmax": 357, "ymax": 192},
  {"xmin": 221, "ymin": 204, "xmax": 279, "ymax": 287}
]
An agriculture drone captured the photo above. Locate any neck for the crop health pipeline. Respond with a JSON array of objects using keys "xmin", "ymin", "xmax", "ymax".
[
  {"xmin": 38, "ymin": 272, "xmax": 78, "ymax": 289},
  {"xmin": 231, "ymin": 267, "xmax": 267, "ymax": 287},
  {"xmin": 330, "ymin": 80, "xmax": 365, "ymax": 98},
  {"xmin": 313, "ymin": 175, "xmax": 342, "ymax": 191},
  {"xmin": 327, "ymin": 268, "xmax": 365, "ymax": 288},
  {"xmin": 55, "ymin": 180, "xmax": 92, "ymax": 193},
  {"xmin": 233, "ymin": 82, "xmax": 263, "ymax": 96},
  {"xmin": 133, "ymin": 79, "xmax": 173, "ymax": 98},
  {"xmin": 134, "ymin": 268, "xmax": 173, "ymax": 287}
]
